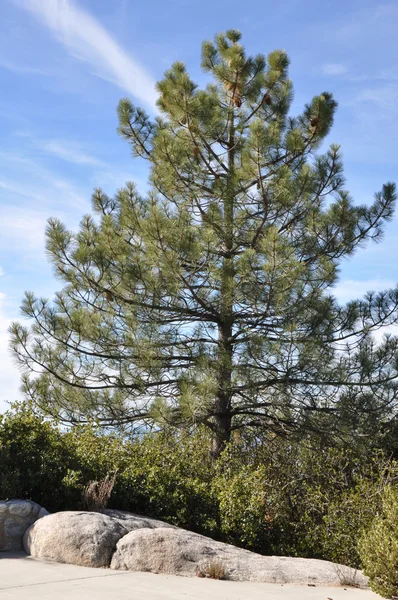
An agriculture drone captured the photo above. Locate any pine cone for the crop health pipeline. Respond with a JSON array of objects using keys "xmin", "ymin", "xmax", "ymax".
[
  {"xmin": 263, "ymin": 93, "xmax": 271, "ymax": 105},
  {"xmin": 233, "ymin": 94, "xmax": 242, "ymax": 107}
]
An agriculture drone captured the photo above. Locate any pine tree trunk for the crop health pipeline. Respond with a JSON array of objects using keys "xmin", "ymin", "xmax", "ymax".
[
  {"xmin": 212, "ymin": 104, "xmax": 236, "ymax": 459},
  {"xmin": 212, "ymin": 321, "xmax": 233, "ymax": 458}
]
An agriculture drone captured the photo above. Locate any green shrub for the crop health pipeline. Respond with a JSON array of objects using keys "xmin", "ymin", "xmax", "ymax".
[
  {"xmin": 110, "ymin": 428, "xmax": 219, "ymax": 535},
  {"xmin": 212, "ymin": 436, "xmax": 396, "ymax": 566},
  {"xmin": 358, "ymin": 485, "xmax": 398, "ymax": 598},
  {"xmin": 0, "ymin": 402, "xmax": 81, "ymax": 511},
  {"xmin": 273, "ymin": 446, "xmax": 391, "ymax": 567},
  {"xmin": 212, "ymin": 440, "xmax": 285, "ymax": 553}
]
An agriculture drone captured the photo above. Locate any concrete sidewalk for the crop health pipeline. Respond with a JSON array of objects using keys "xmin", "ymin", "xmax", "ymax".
[{"xmin": 0, "ymin": 552, "xmax": 381, "ymax": 600}]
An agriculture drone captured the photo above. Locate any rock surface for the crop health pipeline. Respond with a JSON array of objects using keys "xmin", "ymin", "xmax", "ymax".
[
  {"xmin": 101, "ymin": 509, "xmax": 176, "ymax": 532},
  {"xmin": 111, "ymin": 527, "xmax": 368, "ymax": 588},
  {"xmin": 24, "ymin": 511, "xmax": 128, "ymax": 568},
  {"xmin": 0, "ymin": 500, "xmax": 48, "ymax": 551}
]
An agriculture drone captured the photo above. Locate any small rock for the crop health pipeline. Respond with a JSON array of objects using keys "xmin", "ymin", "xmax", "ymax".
[
  {"xmin": 37, "ymin": 507, "xmax": 49, "ymax": 519},
  {"xmin": 0, "ymin": 500, "xmax": 48, "ymax": 552}
]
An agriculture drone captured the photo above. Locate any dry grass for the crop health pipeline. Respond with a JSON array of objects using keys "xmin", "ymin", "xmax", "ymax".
[
  {"xmin": 196, "ymin": 559, "xmax": 228, "ymax": 580},
  {"xmin": 82, "ymin": 472, "xmax": 117, "ymax": 511},
  {"xmin": 334, "ymin": 564, "xmax": 361, "ymax": 588}
]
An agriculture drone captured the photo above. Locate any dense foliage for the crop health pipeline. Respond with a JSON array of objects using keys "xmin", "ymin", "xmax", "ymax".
[
  {"xmin": 1, "ymin": 403, "xmax": 396, "ymax": 568},
  {"xmin": 359, "ymin": 485, "xmax": 398, "ymax": 597},
  {"xmin": 10, "ymin": 30, "xmax": 398, "ymax": 455},
  {"xmin": 0, "ymin": 403, "xmax": 80, "ymax": 512}
]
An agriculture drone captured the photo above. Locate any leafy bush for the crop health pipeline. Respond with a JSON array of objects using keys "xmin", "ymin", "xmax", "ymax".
[
  {"xmin": 211, "ymin": 434, "xmax": 396, "ymax": 566},
  {"xmin": 0, "ymin": 409, "xmax": 219, "ymax": 533},
  {"xmin": 271, "ymin": 445, "xmax": 393, "ymax": 567},
  {"xmin": 0, "ymin": 402, "xmax": 81, "ymax": 511},
  {"xmin": 113, "ymin": 428, "xmax": 219, "ymax": 535},
  {"xmin": 358, "ymin": 485, "xmax": 398, "ymax": 597}
]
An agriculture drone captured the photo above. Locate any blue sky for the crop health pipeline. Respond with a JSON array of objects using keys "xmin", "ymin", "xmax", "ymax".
[{"xmin": 1, "ymin": 0, "xmax": 398, "ymax": 411}]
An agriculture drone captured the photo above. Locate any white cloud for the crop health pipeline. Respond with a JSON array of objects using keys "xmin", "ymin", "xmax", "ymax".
[
  {"xmin": 0, "ymin": 145, "xmax": 92, "ymax": 215},
  {"xmin": 18, "ymin": 0, "xmax": 158, "ymax": 111},
  {"xmin": 332, "ymin": 279, "xmax": 396, "ymax": 304},
  {"xmin": 321, "ymin": 63, "xmax": 348, "ymax": 76},
  {"xmin": 0, "ymin": 169, "xmax": 88, "ymax": 259}
]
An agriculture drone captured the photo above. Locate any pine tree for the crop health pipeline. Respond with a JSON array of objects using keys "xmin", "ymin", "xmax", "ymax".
[{"xmin": 11, "ymin": 30, "xmax": 398, "ymax": 455}]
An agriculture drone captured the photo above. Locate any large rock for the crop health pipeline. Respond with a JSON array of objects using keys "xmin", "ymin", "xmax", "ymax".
[
  {"xmin": 111, "ymin": 527, "xmax": 368, "ymax": 587},
  {"xmin": 22, "ymin": 510, "xmax": 369, "ymax": 587},
  {"xmin": 24, "ymin": 511, "xmax": 128, "ymax": 568},
  {"xmin": 0, "ymin": 500, "xmax": 48, "ymax": 551}
]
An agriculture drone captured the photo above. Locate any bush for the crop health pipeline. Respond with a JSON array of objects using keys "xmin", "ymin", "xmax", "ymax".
[
  {"xmin": 113, "ymin": 428, "xmax": 218, "ymax": 534},
  {"xmin": 212, "ymin": 435, "xmax": 395, "ymax": 566},
  {"xmin": 0, "ymin": 408, "xmax": 219, "ymax": 533},
  {"xmin": 272, "ymin": 445, "xmax": 393, "ymax": 567},
  {"xmin": 358, "ymin": 485, "xmax": 398, "ymax": 598},
  {"xmin": 0, "ymin": 402, "xmax": 81, "ymax": 511}
]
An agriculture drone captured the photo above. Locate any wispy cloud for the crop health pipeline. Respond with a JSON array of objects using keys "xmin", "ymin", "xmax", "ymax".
[
  {"xmin": 0, "ymin": 143, "xmax": 92, "ymax": 208},
  {"xmin": 319, "ymin": 64, "xmax": 398, "ymax": 85},
  {"xmin": 332, "ymin": 3, "xmax": 398, "ymax": 44},
  {"xmin": 17, "ymin": 0, "xmax": 158, "ymax": 111},
  {"xmin": 37, "ymin": 139, "xmax": 105, "ymax": 167},
  {"xmin": 0, "ymin": 157, "xmax": 89, "ymax": 261},
  {"xmin": 332, "ymin": 279, "xmax": 398, "ymax": 344},
  {"xmin": 0, "ymin": 293, "xmax": 22, "ymax": 409},
  {"xmin": 0, "ymin": 174, "xmax": 87, "ymax": 213},
  {"xmin": 0, "ymin": 204, "xmax": 50, "ymax": 252},
  {"xmin": 321, "ymin": 63, "xmax": 348, "ymax": 76},
  {"xmin": 332, "ymin": 279, "xmax": 396, "ymax": 304},
  {"xmin": 0, "ymin": 57, "xmax": 52, "ymax": 77},
  {"xmin": 354, "ymin": 85, "xmax": 398, "ymax": 110}
]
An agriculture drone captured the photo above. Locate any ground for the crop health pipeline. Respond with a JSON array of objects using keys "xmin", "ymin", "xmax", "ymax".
[{"xmin": 0, "ymin": 552, "xmax": 381, "ymax": 600}]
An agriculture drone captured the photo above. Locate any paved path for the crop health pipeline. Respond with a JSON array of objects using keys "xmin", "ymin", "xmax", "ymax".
[{"xmin": 0, "ymin": 552, "xmax": 380, "ymax": 600}]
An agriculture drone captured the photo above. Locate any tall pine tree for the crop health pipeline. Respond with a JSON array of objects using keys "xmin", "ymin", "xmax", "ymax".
[{"xmin": 11, "ymin": 31, "xmax": 398, "ymax": 454}]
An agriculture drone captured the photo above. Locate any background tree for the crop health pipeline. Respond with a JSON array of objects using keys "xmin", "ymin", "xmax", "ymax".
[{"xmin": 11, "ymin": 30, "xmax": 398, "ymax": 455}]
